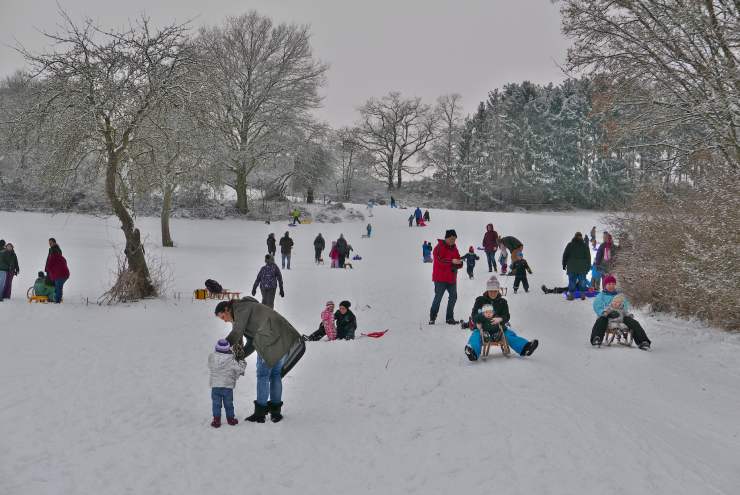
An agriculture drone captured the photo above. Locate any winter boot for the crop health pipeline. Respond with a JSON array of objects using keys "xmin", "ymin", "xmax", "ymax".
[
  {"xmin": 464, "ymin": 345, "xmax": 478, "ymax": 361},
  {"xmin": 245, "ymin": 401, "xmax": 269, "ymax": 423},
  {"xmin": 268, "ymin": 401, "xmax": 284, "ymax": 423},
  {"xmin": 522, "ymin": 339, "xmax": 539, "ymax": 356},
  {"xmin": 541, "ymin": 284, "xmax": 549, "ymax": 294},
  {"xmin": 566, "ymin": 292, "xmax": 575, "ymax": 301},
  {"xmin": 210, "ymin": 416, "xmax": 221, "ymax": 428},
  {"xmin": 591, "ymin": 336, "xmax": 602, "ymax": 346},
  {"xmin": 226, "ymin": 417, "xmax": 239, "ymax": 426},
  {"xmin": 445, "ymin": 318, "xmax": 458, "ymax": 325},
  {"xmin": 639, "ymin": 341, "xmax": 651, "ymax": 351},
  {"xmin": 580, "ymin": 293, "xmax": 586, "ymax": 300}
]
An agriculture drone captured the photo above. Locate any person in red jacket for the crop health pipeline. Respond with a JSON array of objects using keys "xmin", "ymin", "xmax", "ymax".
[
  {"xmin": 482, "ymin": 224, "xmax": 499, "ymax": 273},
  {"xmin": 429, "ymin": 229, "xmax": 463, "ymax": 325},
  {"xmin": 46, "ymin": 245, "xmax": 70, "ymax": 303}
]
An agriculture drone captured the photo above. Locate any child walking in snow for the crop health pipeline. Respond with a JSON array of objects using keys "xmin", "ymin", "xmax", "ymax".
[
  {"xmin": 510, "ymin": 257, "xmax": 533, "ymax": 293},
  {"xmin": 303, "ymin": 301, "xmax": 338, "ymax": 341},
  {"xmin": 497, "ymin": 244, "xmax": 509, "ymax": 274},
  {"xmin": 208, "ymin": 338, "xmax": 247, "ymax": 428},
  {"xmin": 460, "ymin": 246, "xmax": 480, "ymax": 279}
]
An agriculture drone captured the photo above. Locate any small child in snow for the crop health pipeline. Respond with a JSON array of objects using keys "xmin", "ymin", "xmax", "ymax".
[
  {"xmin": 497, "ymin": 245, "xmax": 509, "ymax": 274},
  {"xmin": 366, "ymin": 224, "xmax": 372, "ymax": 237},
  {"xmin": 208, "ymin": 338, "xmax": 247, "ymax": 428},
  {"xmin": 422, "ymin": 241, "xmax": 433, "ymax": 263},
  {"xmin": 408, "ymin": 214, "xmax": 414, "ymax": 227},
  {"xmin": 460, "ymin": 246, "xmax": 480, "ymax": 279},
  {"xmin": 33, "ymin": 271, "xmax": 56, "ymax": 302},
  {"xmin": 329, "ymin": 241, "xmax": 339, "ymax": 268},
  {"xmin": 303, "ymin": 301, "xmax": 337, "ymax": 341},
  {"xmin": 510, "ymin": 257, "xmax": 533, "ymax": 293}
]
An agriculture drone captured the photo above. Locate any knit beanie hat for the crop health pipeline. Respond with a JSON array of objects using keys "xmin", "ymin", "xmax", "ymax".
[
  {"xmin": 603, "ymin": 274, "xmax": 617, "ymax": 287},
  {"xmin": 481, "ymin": 304, "xmax": 494, "ymax": 313},
  {"xmin": 215, "ymin": 338, "xmax": 232, "ymax": 353},
  {"xmin": 486, "ymin": 276, "xmax": 501, "ymax": 291},
  {"xmin": 445, "ymin": 229, "xmax": 457, "ymax": 239},
  {"xmin": 326, "ymin": 300, "xmax": 335, "ymax": 307},
  {"xmin": 339, "ymin": 300, "xmax": 351, "ymax": 309},
  {"xmin": 469, "ymin": 246, "xmax": 474, "ymax": 253}
]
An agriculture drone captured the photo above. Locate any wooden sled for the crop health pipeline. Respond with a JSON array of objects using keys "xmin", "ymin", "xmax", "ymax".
[
  {"xmin": 27, "ymin": 287, "xmax": 50, "ymax": 303},
  {"xmin": 604, "ymin": 319, "xmax": 633, "ymax": 347},
  {"xmin": 481, "ymin": 326, "xmax": 511, "ymax": 359}
]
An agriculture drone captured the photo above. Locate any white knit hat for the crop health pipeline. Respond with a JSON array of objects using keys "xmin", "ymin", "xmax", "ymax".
[
  {"xmin": 481, "ymin": 304, "xmax": 494, "ymax": 313},
  {"xmin": 486, "ymin": 276, "xmax": 501, "ymax": 291}
]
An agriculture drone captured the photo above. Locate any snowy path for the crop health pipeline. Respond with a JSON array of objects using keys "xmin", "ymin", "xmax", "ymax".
[{"xmin": 1, "ymin": 208, "xmax": 738, "ymax": 495}]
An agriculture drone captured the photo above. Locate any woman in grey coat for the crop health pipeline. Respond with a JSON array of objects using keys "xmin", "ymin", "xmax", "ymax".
[{"xmin": 215, "ymin": 297, "xmax": 303, "ymax": 423}]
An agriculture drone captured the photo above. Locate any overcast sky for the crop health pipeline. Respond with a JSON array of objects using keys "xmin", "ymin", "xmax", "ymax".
[{"xmin": 0, "ymin": 0, "xmax": 571, "ymax": 127}]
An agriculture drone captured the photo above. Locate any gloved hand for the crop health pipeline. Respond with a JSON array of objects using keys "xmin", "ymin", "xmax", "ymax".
[
  {"xmin": 251, "ymin": 288, "xmax": 257, "ymax": 296},
  {"xmin": 232, "ymin": 342, "xmax": 246, "ymax": 361},
  {"xmin": 492, "ymin": 317, "xmax": 503, "ymax": 325},
  {"xmin": 279, "ymin": 288, "xmax": 285, "ymax": 298}
]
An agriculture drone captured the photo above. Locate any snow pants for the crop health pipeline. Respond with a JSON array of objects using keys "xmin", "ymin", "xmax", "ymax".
[
  {"xmin": 256, "ymin": 354, "xmax": 286, "ymax": 406},
  {"xmin": 211, "ymin": 387, "xmax": 235, "ymax": 418},
  {"xmin": 466, "ymin": 327, "xmax": 529, "ymax": 358},
  {"xmin": 430, "ymin": 281, "xmax": 457, "ymax": 322},
  {"xmin": 260, "ymin": 287, "xmax": 276, "ymax": 308},
  {"xmin": 590, "ymin": 316, "xmax": 651, "ymax": 346},
  {"xmin": 314, "ymin": 247, "xmax": 322, "ymax": 263},
  {"xmin": 514, "ymin": 273, "xmax": 529, "ymax": 292}
]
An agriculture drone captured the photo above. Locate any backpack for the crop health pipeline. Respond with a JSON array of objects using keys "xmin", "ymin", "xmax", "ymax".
[{"xmin": 205, "ymin": 279, "xmax": 223, "ymax": 294}]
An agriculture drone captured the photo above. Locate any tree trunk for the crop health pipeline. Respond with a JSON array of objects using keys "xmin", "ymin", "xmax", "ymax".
[
  {"xmin": 105, "ymin": 152, "xmax": 156, "ymax": 298},
  {"xmin": 235, "ymin": 165, "xmax": 249, "ymax": 214},
  {"xmin": 306, "ymin": 187, "xmax": 314, "ymax": 204},
  {"xmin": 397, "ymin": 165, "xmax": 403, "ymax": 189},
  {"xmin": 161, "ymin": 185, "xmax": 174, "ymax": 247}
]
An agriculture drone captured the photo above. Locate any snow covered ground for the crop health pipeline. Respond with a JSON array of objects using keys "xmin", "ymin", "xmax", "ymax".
[{"xmin": 1, "ymin": 207, "xmax": 738, "ymax": 495}]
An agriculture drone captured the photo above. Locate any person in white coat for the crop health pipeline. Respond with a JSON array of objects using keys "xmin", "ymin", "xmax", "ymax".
[{"xmin": 208, "ymin": 338, "xmax": 247, "ymax": 428}]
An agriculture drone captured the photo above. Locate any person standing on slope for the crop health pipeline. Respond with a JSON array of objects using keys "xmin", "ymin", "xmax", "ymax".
[
  {"xmin": 279, "ymin": 232, "xmax": 294, "ymax": 270},
  {"xmin": 482, "ymin": 224, "xmax": 499, "ymax": 273},
  {"xmin": 429, "ymin": 229, "xmax": 463, "ymax": 325},
  {"xmin": 251, "ymin": 254, "xmax": 285, "ymax": 308},
  {"xmin": 499, "ymin": 235, "xmax": 523, "ymax": 266},
  {"xmin": 313, "ymin": 233, "xmax": 325, "ymax": 263},
  {"xmin": 562, "ymin": 232, "xmax": 591, "ymax": 300},
  {"xmin": 266, "ymin": 233, "xmax": 277, "ymax": 258}
]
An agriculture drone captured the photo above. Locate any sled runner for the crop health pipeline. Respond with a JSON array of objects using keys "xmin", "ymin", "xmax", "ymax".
[
  {"xmin": 481, "ymin": 327, "xmax": 511, "ymax": 359},
  {"xmin": 26, "ymin": 286, "xmax": 50, "ymax": 303},
  {"xmin": 603, "ymin": 316, "xmax": 633, "ymax": 347}
]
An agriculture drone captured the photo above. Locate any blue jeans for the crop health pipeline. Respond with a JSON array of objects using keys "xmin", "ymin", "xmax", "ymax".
[
  {"xmin": 567, "ymin": 272, "xmax": 587, "ymax": 294},
  {"xmin": 467, "ymin": 327, "xmax": 529, "ymax": 358},
  {"xmin": 485, "ymin": 251, "xmax": 496, "ymax": 271},
  {"xmin": 0, "ymin": 271, "xmax": 7, "ymax": 301},
  {"xmin": 430, "ymin": 281, "xmax": 457, "ymax": 321},
  {"xmin": 281, "ymin": 254, "xmax": 291, "ymax": 269},
  {"xmin": 211, "ymin": 387, "xmax": 234, "ymax": 418},
  {"xmin": 54, "ymin": 278, "xmax": 68, "ymax": 303},
  {"xmin": 256, "ymin": 355, "xmax": 286, "ymax": 406}
]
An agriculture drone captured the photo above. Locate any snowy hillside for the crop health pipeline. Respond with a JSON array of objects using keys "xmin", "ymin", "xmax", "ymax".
[{"xmin": 1, "ymin": 207, "xmax": 738, "ymax": 495}]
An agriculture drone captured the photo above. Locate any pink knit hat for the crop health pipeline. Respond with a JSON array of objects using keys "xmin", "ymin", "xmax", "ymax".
[{"xmin": 603, "ymin": 274, "xmax": 617, "ymax": 286}]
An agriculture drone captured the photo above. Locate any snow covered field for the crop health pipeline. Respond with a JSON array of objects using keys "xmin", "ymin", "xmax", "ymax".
[{"xmin": 1, "ymin": 207, "xmax": 739, "ymax": 495}]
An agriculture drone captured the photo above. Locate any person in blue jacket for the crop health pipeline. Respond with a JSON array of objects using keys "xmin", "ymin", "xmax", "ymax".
[
  {"xmin": 422, "ymin": 241, "xmax": 433, "ymax": 263},
  {"xmin": 590, "ymin": 274, "xmax": 651, "ymax": 350},
  {"xmin": 414, "ymin": 207, "xmax": 423, "ymax": 226}
]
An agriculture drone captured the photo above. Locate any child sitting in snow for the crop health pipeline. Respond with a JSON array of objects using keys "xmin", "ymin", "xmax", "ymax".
[
  {"xmin": 33, "ymin": 271, "xmax": 56, "ymax": 302},
  {"xmin": 590, "ymin": 275, "xmax": 651, "ymax": 350},
  {"xmin": 208, "ymin": 338, "xmax": 247, "ymax": 428},
  {"xmin": 460, "ymin": 246, "xmax": 480, "ymax": 279},
  {"xmin": 510, "ymin": 257, "xmax": 533, "ymax": 293},
  {"xmin": 464, "ymin": 276, "xmax": 539, "ymax": 360},
  {"xmin": 303, "ymin": 301, "xmax": 337, "ymax": 341}
]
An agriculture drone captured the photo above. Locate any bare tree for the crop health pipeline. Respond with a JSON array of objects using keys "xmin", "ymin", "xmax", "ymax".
[
  {"xmin": 559, "ymin": 0, "xmax": 740, "ymax": 169},
  {"xmin": 422, "ymin": 94, "xmax": 463, "ymax": 184},
  {"xmin": 15, "ymin": 11, "xmax": 196, "ymax": 299},
  {"xmin": 196, "ymin": 11, "xmax": 328, "ymax": 213},
  {"xmin": 355, "ymin": 92, "xmax": 437, "ymax": 190}
]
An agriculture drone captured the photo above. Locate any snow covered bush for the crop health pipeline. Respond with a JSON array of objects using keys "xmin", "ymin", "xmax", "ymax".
[{"xmin": 608, "ymin": 176, "xmax": 739, "ymax": 330}]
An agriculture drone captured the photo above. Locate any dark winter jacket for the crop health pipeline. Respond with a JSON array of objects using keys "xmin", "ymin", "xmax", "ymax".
[
  {"xmin": 474, "ymin": 313, "xmax": 504, "ymax": 341},
  {"xmin": 46, "ymin": 249, "xmax": 70, "ymax": 281},
  {"xmin": 432, "ymin": 239, "xmax": 462, "ymax": 284},
  {"xmin": 0, "ymin": 250, "xmax": 12, "ymax": 271},
  {"xmin": 313, "ymin": 235, "xmax": 325, "ymax": 252},
  {"xmin": 423, "ymin": 210, "xmax": 430, "ymax": 222},
  {"xmin": 470, "ymin": 292, "xmax": 511, "ymax": 325},
  {"xmin": 511, "ymin": 259, "xmax": 532, "ymax": 278},
  {"xmin": 336, "ymin": 237, "xmax": 349, "ymax": 256},
  {"xmin": 562, "ymin": 237, "xmax": 591, "ymax": 274},
  {"xmin": 225, "ymin": 297, "xmax": 302, "ymax": 368},
  {"xmin": 253, "ymin": 262, "xmax": 284, "ymax": 291},
  {"xmin": 461, "ymin": 252, "xmax": 479, "ymax": 269},
  {"xmin": 267, "ymin": 235, "xmax": 277, "ymax": 253},
  {"xmin": 500, "ymin": 236, "xmax": 522, "ymax": 252},
  {"xmin": 279, "ymin": 235, "xmax": 294, "ymax": 254},
  {"xmin": 334, "ymin": 309, "xmax": 357, "ymax": 340},
  {"xmin": 8, "ymin": 251, "xmax": 18, "ymax": 275},
  {"xmin": 594, "ymin": 239, "xmax": 614, "ymax": 270},
  {"xmin": 482, "ymin": 225, "xmax": 499, "ymax": 252}
]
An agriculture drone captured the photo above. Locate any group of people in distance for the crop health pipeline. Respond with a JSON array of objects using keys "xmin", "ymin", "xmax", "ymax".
[
  {"xmin": 0, "ymin": 237, "xmax": 69, "ymax": 303},
  {"xmin": 408, "ymin": 207, "xmax": 430, "ymax": 227}
]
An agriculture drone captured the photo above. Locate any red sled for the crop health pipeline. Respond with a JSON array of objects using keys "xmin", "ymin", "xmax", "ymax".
[{"xmin": 361, "ymin": 330, "xmax": 389, "ymax": 338}]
